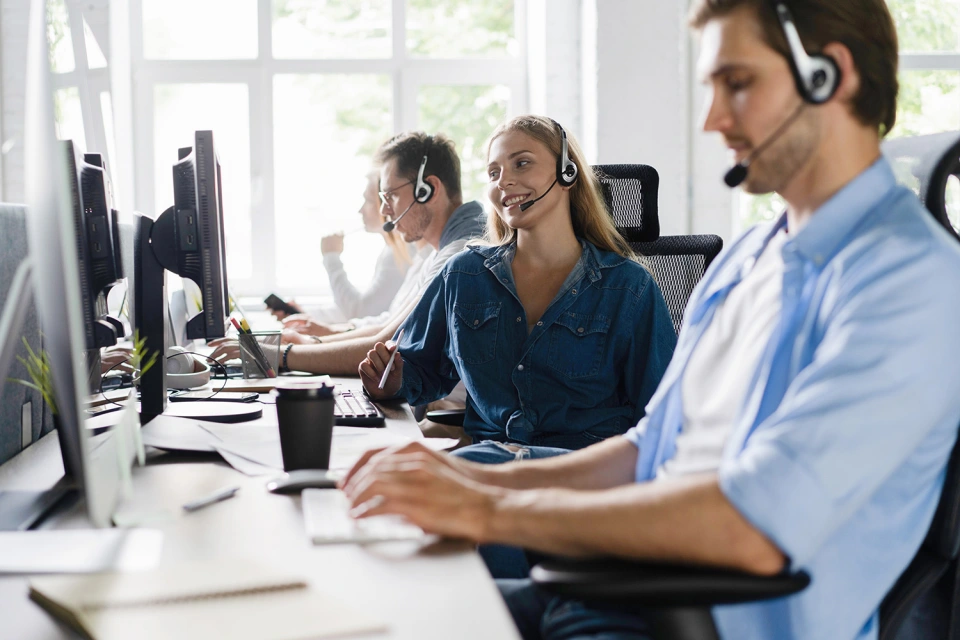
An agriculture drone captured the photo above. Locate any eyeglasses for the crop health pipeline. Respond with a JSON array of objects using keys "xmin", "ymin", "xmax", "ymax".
[{"xmin": 378, "ymin": 180, "xmax": 414, "ymax": 211}]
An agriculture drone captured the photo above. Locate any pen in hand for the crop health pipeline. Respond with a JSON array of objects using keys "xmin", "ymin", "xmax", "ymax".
[
  {"xmin": 182, "ymin": 485, "xmax": 240, "ymax": 513},
  {"xmin": 378, "ymin": 329, "xmax": 404, "ymax": 391}
]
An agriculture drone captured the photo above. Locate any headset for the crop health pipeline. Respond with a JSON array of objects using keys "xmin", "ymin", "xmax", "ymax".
[
  {"xmin": 773, "ymin": 0, "xmax": 841, "ymax": 105},
  {"xmin": 724, "ymin": 1, "xmax": 843, "ymax": 187},
  {"xmin": 165, "ymin": 346, "xmax": 212, "ymax": 390},
  {"xmin": 552, "ymin": 119, "xmax": 579, "ymax": 187},
  {"xmin": 413, "ymin": 154, "xmax": 433, "ymax": 204}
]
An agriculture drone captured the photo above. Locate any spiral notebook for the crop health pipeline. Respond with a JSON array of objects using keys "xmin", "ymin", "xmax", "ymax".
[{"xmin": 29, "ymin": 559, "xmax": 385, "ymax": 640}]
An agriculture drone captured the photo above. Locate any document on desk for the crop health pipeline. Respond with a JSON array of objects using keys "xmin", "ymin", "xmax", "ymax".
[
  {"xmin": 141, "ymin": 414, "xmax": 459, "ymax": 474},
  {"xmin": 29, "ymin": 558, "xmax": 386, "ymax": 640},
  {"xmin": 0, "ymin": 529, "xmax": 163, "ymax": 574}
]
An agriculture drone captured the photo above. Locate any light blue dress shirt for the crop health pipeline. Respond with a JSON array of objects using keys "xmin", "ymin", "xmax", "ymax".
[{"xmin": 624, "ymin": 157, "xmax": 960, "ymax": 639}]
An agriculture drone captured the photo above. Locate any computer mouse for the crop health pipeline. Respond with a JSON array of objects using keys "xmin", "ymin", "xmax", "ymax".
[{"xmin": 265, "ymin": 469, "xmax": 340, "ymax": 494}]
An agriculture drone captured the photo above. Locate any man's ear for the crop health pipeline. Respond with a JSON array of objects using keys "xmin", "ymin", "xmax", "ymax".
[
  {"xmin": 821, "ymin": 42, "xmax": 859, "ymax": 104},
  {"xmin": 425, "ymin": 174, "xmax": 443, "ymax": 200}
]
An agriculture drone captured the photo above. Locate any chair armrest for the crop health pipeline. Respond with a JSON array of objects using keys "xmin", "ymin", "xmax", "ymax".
[
  {"xmin": 424, "ymin": 409, "xmax": 465, "ymax": 427},
  {"xmin": 530, "ymin": 557, "xmax": 810, "ymax": 607}
]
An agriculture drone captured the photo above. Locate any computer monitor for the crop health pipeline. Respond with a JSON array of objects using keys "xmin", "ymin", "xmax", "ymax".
[
  {"xmin": 171, "ymin": 131, "xmax": 230, "ymax": 341},
  {"xmin": 135, "ymin": 130, "xmax": 248, "ymax": 424},
  {"xmin": 63, "ymin": 141, "xmax": 126, "ymax": 391},
  {"xmin": 18, "ymin": 0, "xmax": 129, "ymax": 528}
]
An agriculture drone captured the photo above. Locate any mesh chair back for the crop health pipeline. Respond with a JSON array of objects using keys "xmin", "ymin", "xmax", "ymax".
[
  {"xmin": 595, "ymin": 164, "xmax": 660, "ymax": 242},
  {"xmin": 882, "ymin": 132, "xmax": 960, "ymax": 239},
  {"xmin": 632, "ymin": 235, "xmax": 723, "ymax": 335}
]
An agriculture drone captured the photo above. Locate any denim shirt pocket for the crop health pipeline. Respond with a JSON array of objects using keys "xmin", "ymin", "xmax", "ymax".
[
  {"xmin": 453, "ymin": 301, "xmax": 501, "ymax": 364},
  {"xmin": 546, "ymin": 311, "xmax": 611, "ymax": 379}
]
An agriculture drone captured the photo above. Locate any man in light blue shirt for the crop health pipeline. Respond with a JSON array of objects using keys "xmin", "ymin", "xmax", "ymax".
[{"xmin": 339, "ymin": 1, "xmax": 960, "ymax": 638}]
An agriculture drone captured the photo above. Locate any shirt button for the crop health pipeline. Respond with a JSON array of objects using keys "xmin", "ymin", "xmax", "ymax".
[
  {"xmin": 516, "ymin": 316, "xmax": 522, "ymax": 323},
  {"xmin": 571, "ymin": 289, "xmax": 577, "ymax": 295},
  {"xmin": 536, "ymin": 321, "xmax": 543, "ymax": 326},
  {"xmin": 517, "ymin": 364, "xmax": 524, "ymax": 371},
  {"xmin": 577, "ymin": 327, "xmax": 584, "ymax": 333},
  {"xmin": 473, "ymin": 320, "xmax": 479, "ymax": 326}
]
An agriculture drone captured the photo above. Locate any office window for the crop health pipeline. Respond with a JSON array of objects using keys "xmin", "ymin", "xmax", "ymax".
[
  {"xmin": 47, "ymin": 0, "xmax": 113, "ymax": 179},
  {"xmin": 738, "ymin": 0, "xmax": 960, "ymax": 230},
  {"xmin": 131, "ymin": 0, "xmax": 526, "ymax": 297}
]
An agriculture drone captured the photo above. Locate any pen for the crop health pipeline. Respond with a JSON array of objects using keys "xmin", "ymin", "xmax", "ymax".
[
  {"xmin": 378, "ymin": 329, "xmax": 404, "ymax": 390},
  {"xmin": 182, "ymin": 485, "xmax": 240, "ymax": 513},
  {"xmin": 230, "ymin": 317, "xmax": 245, "ymax": 334}
]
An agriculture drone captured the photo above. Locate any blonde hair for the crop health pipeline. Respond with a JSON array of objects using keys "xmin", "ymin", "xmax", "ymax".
[{"xmin": 483, "ymin": 115, "xmax": 634, "ymax": 259}]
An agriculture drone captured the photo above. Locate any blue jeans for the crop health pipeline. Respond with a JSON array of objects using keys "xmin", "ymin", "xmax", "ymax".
[
  {"xmin": 453, "ymin": 441, "xmax": 571, "ymax": 579},
  {"xmin": 498, "ymin": 578, "xmax": 652, "ymax": 640}
]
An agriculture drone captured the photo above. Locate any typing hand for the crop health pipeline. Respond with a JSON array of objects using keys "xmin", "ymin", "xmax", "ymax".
[
  {"xmin": 341, "ymin": 442, "xmax": 501, "ymax": 543},
  {"xmin": 321, "ymin": 233, "xmax": 345, "ymax": 255},
  {"xmin": 282, "ymin": 315, "xmax": 336, "ymax": 337},
  {"xmin": 101, "ymin": 345, "xmax": 134, "ymax": 374},
  {"xmin": 208, "ymin": 338, "xmax": 240, "ymax": 363},
  {"xmin": 358, "ymin": 339, "xmax": 403, "ymax": 400},
  {"xmin": 281, "ymin": 329, "xmax": 315, "ymax": 345}
]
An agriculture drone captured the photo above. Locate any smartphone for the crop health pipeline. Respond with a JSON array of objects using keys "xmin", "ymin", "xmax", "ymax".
[
  {"xmin": 263, "ymin": 293, "xmax": 300, "ymax": 316},
  {"xmin": 169, "ymin": 390, "xmax": 258, "ymax": 403}
]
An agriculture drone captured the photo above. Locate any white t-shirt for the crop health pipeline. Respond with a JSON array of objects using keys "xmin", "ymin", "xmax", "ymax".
[
  {"xmin": 659, "ymin": 230, "xmax": 787, "ymax": 477},
  {"xmin": 322, "ymin": 244, "xmax": 408, "ymax": 320}
]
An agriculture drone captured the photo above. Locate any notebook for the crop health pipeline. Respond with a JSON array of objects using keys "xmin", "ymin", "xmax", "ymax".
[{"xmin": 29, "ymin": 559, "xmax": 386, "ymax": 640}]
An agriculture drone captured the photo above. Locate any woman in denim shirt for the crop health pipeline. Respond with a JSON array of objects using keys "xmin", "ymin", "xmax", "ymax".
[{"xmin": 361, "ymin": 115, "xmax": 676, "ymax": 463}]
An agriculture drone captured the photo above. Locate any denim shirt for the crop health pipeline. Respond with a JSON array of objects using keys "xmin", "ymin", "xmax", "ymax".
[
  {"xmin": 397, "ymin": 239, "xmax": 676, "ymax": 449},
  {"xmin": 625, "ymin": 157, "xmax": 960, "ymax": 640}
]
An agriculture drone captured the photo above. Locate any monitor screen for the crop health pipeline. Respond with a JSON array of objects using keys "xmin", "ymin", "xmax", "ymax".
[
  {"xmin": 171, "ymin": 130, "xmax": 229, "ymax": 340},
  {"xmin": 23, "ymin": 0, "xmax": 128, "ymax": 528}
]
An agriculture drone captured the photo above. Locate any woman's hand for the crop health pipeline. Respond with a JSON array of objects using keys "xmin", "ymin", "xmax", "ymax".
[
  {"xmin": 340, "ymin": 441, "xmax": 502, "ymax": 542},
  {"xmin": 358, "ymin": 339, "xmax": 403, "ymax": 399},
  {"xmin": 282, "ymin": 314, "xmax": 336, "ymax": 337},
  {"xmin": 208, "ymin": 338, "xmax": 240, "ymax": 363},
  {"xmin": 321, "ymin": 233, "xmax": 345, "ymax": 255},
  {"xmin": 101, "ymin": 345, "xmax": 134, "ymax": 374}
]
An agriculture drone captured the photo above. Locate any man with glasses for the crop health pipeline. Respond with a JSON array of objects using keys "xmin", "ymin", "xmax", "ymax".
[{"xmin": 213, "ymin": 132, "xmax": 484, "ymax": 376}]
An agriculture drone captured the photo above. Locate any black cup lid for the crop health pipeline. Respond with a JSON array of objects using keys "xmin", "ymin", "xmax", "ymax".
[{"xmin": 274, "ymin": 381, "xmax": 334, "ymax": 399}]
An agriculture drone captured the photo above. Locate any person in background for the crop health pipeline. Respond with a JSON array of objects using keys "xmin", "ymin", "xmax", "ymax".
[
  {"xmin": 341, "ymin": 1, "xmax": 960, "ymax": 638},
  {"xmin": 271, "ymin": 169, "xmax": 411, "ymax": 331},
  {"xmin": 211, "ymin": 131, "xmax": 485, "ymax": 376},
  {"xmin": 361, "ymin": 115, "xmax": 676, "ymax": 463}
]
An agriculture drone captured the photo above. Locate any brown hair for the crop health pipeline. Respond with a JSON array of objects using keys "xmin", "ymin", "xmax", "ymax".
[
  {"xmin": 374, "ymin": 131, "xmax": 462, "ymax": 202},
  {"xmin": 689, "ymin": 0, "xmax": 899, "ymax": 136},
  {"xmin": 483, "ymin": 115, "xmax": 634, "ymax": 259}
]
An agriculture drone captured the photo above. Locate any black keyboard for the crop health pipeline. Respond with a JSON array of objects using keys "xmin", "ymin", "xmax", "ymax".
[{"xmin": 335, "ymin": 389, "xmax": 385, "ymax": 427}]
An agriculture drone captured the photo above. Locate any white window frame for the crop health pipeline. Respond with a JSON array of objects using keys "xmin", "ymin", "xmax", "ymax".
[
  {"xmin": 53, "ymin": 1, "xmax": 113, "ymax": 173},
  {"xmin": 128, "ymin": 0, "xmax": 528, "ymax": 297}
]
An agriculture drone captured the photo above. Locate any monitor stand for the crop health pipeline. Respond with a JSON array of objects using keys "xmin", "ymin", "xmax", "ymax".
[
  {"xmin": 0, "ymin": 484, "xmax": 75, "ymax": 531},
  {"xmin": 162, "ymin": 401, "xmax": 262, "ymax": 423}
]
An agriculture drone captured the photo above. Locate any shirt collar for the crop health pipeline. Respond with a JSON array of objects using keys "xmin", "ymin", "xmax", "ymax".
[
  {"xmin": 471, "ymin": 238, "xmax": 625, "ymax": 283},
  {"xmin": 787, "ymin": 156, "xmax": 897, "ymax": 265}
]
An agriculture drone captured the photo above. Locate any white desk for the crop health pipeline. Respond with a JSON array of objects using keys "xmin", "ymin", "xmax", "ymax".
[{"xmin": 0, "ymin": 380, "xmax": 520, "ymax": 639}]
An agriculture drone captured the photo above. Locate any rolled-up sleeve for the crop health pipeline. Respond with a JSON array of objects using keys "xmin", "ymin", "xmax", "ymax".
[
  {"xmin": 719, "ymin": 245, "xmax": 960, "ymax": 568},
  {"xmin": 396, "ymin": 269, "xmax": 461, "ymax": 406}
]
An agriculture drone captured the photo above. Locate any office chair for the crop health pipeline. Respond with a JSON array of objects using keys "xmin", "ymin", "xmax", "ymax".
[
  {"xmin": 530, "ymin": 148, "xmax": 960, "ymax": 639},
  {"xmin": 531, "ymin": 434, "xmax": 960, "ymax": 640},
  {"xmin": 882, "ymin": 131, "xmax": 960, "ymax": 240}
]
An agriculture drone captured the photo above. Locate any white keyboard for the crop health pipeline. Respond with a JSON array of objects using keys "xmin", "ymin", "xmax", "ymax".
[{"xmin": 302, "ymin": 489, "xmax": 428, "ymax": 545}]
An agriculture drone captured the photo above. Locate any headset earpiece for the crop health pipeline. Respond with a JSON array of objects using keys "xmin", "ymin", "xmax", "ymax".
[
  {"xmin": 414, "ymin": 155, "xmax": 434, "ymax": 204},
  {"xmin": 551, "ymin": 120, "xmax": 579, "ymax": 187},
  {"xmin": 773, "ymin": 1, "xmax": 841, "ymax": 105}
]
